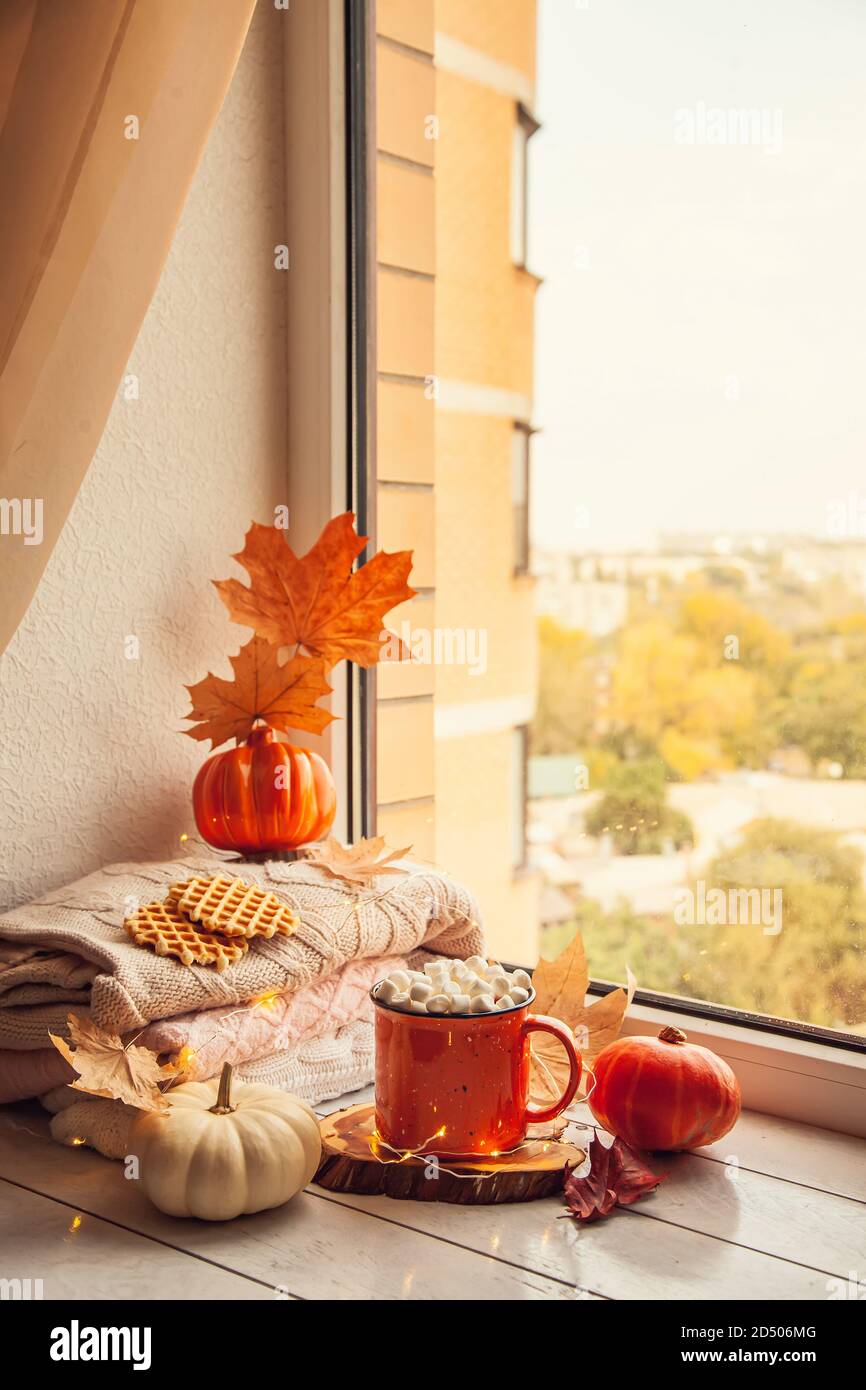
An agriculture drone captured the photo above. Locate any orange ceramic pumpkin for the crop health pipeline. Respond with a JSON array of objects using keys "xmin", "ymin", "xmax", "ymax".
[
  {"xmin": 589, "ymin": 1025, "xmax": 741, "ymax": 1151},
  {"xmin": 193, "ymin": 726, "xmax": 336, "ymax": 853}
]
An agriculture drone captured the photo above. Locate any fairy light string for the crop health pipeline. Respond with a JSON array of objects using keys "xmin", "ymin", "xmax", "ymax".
[{"xmin": 41, "ymin": 845, "xmax": 607, "ymax": 1155}]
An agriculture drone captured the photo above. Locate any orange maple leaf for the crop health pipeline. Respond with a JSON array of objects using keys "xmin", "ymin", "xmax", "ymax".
[
  {"xmin": 305, "ymin": 835, "xmax": 412, "ymax": 886},
  {"xmin": 213, "ymin": 514, "xmax": 415, "ymax": 668},
  {"xmin": 183, "ymin": 636, "xmax": 334, "ymax": 750},
  {"xmin": 529, "ymin": 933, "xmax": 637, "ymax": 1104}
]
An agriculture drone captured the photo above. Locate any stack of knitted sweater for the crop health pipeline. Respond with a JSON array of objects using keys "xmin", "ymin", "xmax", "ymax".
[{"xmin": 0, "ymin": 855, "xmax": 483, "ymax": 1153}]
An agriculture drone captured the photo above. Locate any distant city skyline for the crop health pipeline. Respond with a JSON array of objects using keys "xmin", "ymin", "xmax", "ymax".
[{"xmin": 529, "ymin": 0, "xmax": 866, "ymax": 554}]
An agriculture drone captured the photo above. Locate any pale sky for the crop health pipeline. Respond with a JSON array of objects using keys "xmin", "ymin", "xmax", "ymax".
[{"xmin": 529, "ymin": 0, "xmax": 866, "ymax": 552}]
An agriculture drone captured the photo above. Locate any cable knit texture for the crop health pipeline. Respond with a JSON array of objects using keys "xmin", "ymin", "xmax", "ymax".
[
  {"xmin": 44, "ymin": 1019, "xmax": 376, "ymax": 1160},
  {"xmin": 0, "ymin": 856, "xmax": 483, "ymax": 1047}
]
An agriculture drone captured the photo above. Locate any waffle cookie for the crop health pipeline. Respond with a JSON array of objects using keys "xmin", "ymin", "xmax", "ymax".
[
  {"xmin": 168, "ymin": 875, "xmax": 299, "ymax": 941},
  {"xmin": 123, "ymin": 900, "xmax": 248, "ymax": 972}
]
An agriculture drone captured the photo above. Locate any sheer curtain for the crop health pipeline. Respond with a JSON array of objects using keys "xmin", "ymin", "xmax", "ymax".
[{"xmin": 0, "ymin": 0, "xmax": 256, "ymax": 654}]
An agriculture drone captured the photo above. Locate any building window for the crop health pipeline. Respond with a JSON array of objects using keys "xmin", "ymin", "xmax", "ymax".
[
  {"xmin": 511, "ymin": 726, "xmax": 529, "ymax": 869},
  {"xmin": 512, "ymin": 423, "xmax": 531, "ymax": 574},
  {"xmin": 509, "ymin": 104, "xmax": 539, "ymax": 267}
]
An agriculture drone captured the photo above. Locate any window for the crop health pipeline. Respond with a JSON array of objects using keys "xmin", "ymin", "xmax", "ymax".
[
  {"xmin": 511, "ymin": 726, "xmax": 529, "ymax": 870},
  {"xmin": 509, "ymin": 105, "xmax": 538, "ymax": 267},
  {"xmin": 511, "ymin": 423, "xmax": 531, "ymax": 574},
  {"xmin": 528, "ymin": 0, "xmax": 866, "ymax": 1048}
]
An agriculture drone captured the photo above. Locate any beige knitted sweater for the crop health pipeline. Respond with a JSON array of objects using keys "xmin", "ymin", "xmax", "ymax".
[{"xmin": 0, "ymin": 856, "xmax": 483, "ymax": 1048}]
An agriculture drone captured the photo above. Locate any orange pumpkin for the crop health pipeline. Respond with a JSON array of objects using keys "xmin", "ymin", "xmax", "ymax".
[
  {"xmin": 589, "ymin": 1025, "xmax": 741, "ymax": 1151},
  {"xmin": 193, "ymin": 726, "xmax": 336, "ymax": 854}
]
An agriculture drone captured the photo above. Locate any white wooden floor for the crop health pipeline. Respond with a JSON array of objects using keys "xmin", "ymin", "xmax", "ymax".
[{"xmin": 1, "ymin": 1087, "xmax": 864, "ymax": 1301}]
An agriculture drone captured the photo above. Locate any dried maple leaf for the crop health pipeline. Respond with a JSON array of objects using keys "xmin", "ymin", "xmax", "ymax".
[
  {"xmin": 48, "ymin": 1014, "xmax": 174, "ymax": 1114},
  {"xmin": 530, "ymin": 933, "xmax": 636, "ymax": 1105},
  {"xmin": 213, "ymin": 514, "xmax": 415, "ymax": 668},
  {"xmin": 563, "ymin": 1134, "xmax": 664, "ymax": 1222},
  {"xmin": 305, "ymin": 835, "xmax": 412, "ymax": 886},
  {"xmin": 182, "ymin": 635, "xmax": 334, "ymax": 750}
]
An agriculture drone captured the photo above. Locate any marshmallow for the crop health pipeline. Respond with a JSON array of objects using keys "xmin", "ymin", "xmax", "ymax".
[
  {"xmin": 470, "ymin": 993, "xmax": 496, "ymax": 1013},
  {"xmin": 380, "ymin": 960, "xmax": 532, "ymax": 1017}
]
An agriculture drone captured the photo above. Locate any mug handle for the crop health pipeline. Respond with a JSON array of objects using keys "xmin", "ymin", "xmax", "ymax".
[{"xmin": 521, "ymin": 1013, "xmax": 582, "ymax": 1125}]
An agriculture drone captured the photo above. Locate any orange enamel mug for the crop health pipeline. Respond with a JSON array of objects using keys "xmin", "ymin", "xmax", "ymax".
[{"xmin": 372, "ymin": 982, "xmax": 582, "ymax": 1157}]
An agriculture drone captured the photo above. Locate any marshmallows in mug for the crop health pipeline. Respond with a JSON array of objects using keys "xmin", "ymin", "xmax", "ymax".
[{"xmin": 376, "ymin": 957, "xmax": 532, "ymax": 1015}]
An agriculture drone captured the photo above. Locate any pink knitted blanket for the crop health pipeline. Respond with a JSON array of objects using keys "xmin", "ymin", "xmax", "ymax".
[{"xmin": 0, "ymin": 952, "xmax": 411, "ymax": 1103}]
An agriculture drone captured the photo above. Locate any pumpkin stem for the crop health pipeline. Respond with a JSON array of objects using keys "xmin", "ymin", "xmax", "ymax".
[
  {"xmin": 658, "ymin": 1025, "xmax": 688, "ymax": 1045},
  {"xmin": 209, "ymin": 1062, "xmax": 236, "ymax": 1114}
]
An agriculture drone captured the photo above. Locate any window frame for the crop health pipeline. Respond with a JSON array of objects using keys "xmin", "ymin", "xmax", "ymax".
[
  {"xmin": 353, "ymin": 2, "xmax": 865, "ymax": 1135},
  {"xmin": 283, "ymin": 0, "xmax": 376, "ymax": 843},
  {"xmin": 511, "ymin": 724, "xmax": 530, "ymax": 871},
  {"xmin": 510, "ymin": 103, "xmax": 540, "ymax": 269},
  {"xmin": 345, "ymin": 0, "xmax": 377, "ymax": 842},
  {"xmin": 511, "ymin": 421, "xmax": 533, "ymax": 576},
  {"xmin": 497, "ymin": 966, "xmax": 866, "ymax": 1136}
]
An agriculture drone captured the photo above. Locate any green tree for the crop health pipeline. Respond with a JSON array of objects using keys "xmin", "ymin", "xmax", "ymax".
[
  {"xmin": 546, "ymin": 819, "xmax": 866, "ymax": 1031},
  {"xmin": 779, "ymin": 659, "xmax": 866, "ymax": 776},
  {"xmin": 584, "ymin": 758, "xmax": 694, "ymax": 854}
]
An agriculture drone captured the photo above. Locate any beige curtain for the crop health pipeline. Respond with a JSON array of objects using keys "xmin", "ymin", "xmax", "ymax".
[{"xmin": 0, "ymin": 0, "xmax": 256, "ymax": 655}]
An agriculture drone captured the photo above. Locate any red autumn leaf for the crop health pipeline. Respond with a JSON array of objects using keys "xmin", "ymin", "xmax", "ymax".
[
  {"xmin": 563, "ymin": 1134, "xmax": 664, "ymax": 1222},
  {"xmin": 213, "ymin": 514, "xmax": 415, "ymax": 668}
]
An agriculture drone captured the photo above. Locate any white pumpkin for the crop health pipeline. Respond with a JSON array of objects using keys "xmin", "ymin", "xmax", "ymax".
[{"xmin": 131, "ymin": 1063, "xmax": 321, "ymax": 1221}]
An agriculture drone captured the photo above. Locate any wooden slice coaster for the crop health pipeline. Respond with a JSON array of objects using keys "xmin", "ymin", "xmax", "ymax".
[{"xmin": 313, "ymin": 1103, "xmax": 585, "ymax": 1205}]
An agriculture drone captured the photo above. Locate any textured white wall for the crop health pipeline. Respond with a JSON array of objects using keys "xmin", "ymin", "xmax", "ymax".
[{"xmin": 0, "ymin": 5, "xmax": 287, "ymax": 909}]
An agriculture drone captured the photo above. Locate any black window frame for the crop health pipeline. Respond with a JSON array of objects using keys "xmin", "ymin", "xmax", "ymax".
[{"xmin": 345, "ymin": 0, "xmax": 376, "ymax": 842}]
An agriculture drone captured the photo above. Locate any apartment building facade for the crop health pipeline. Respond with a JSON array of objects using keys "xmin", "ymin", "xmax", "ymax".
[{"xmin": 374, "ymin": 0, "xmax": 540, "ymax": 962}]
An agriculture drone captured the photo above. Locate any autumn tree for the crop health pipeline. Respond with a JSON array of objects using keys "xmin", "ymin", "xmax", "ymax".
[
  {"xmin": 531, "ymin": 617, "xmax": 601, "ymax": 755},
  {"xmin": 584, "ymin": 758, "xmax": 694, "ymax": 855}
]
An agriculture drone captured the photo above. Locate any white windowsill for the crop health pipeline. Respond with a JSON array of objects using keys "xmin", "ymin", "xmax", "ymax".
[{"xmin": 616, "ymin": 999, "xmax": 866, "ymax": 1139}]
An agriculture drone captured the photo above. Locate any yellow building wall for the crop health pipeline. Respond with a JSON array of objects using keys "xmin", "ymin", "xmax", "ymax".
[
  {"xmin": 433, "ymin": 0, "xmax": 540, "ymax": 964},
  {"xmin": 374, "ymin": 0, "xmax": 539, "ymax": 963},
  {"xmin": 374, "ymin": 2, "xmax": 437, "ymax": 860},
  {"xmin": 435, "ymin": 0, "xmax": 537, "ymax": 84}
]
